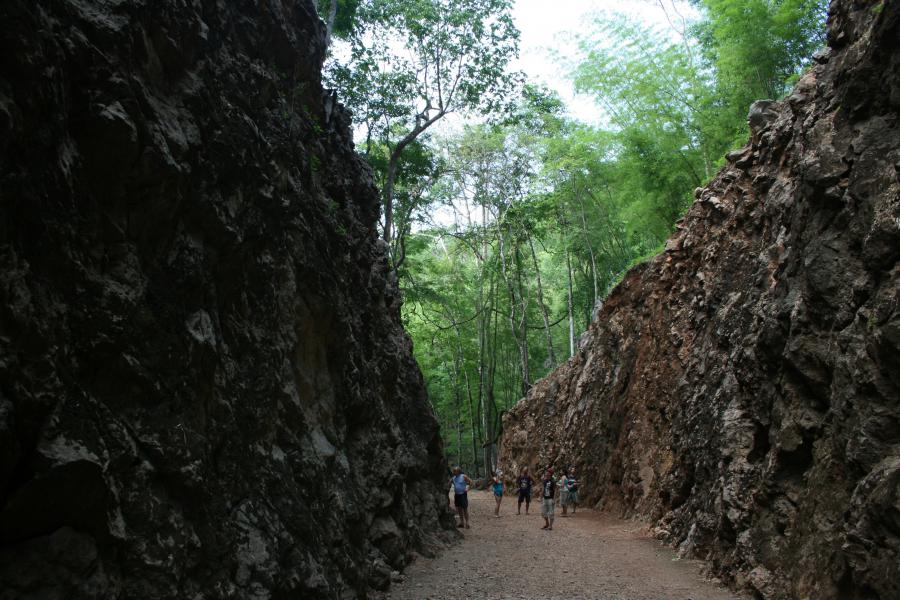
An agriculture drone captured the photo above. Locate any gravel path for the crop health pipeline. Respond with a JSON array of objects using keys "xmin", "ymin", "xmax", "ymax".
[{"xmin": 387, "ymin": 491, "xmax": 744, "ymax": 600}]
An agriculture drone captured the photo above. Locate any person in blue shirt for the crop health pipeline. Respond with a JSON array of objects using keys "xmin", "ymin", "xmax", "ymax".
[
  {"xmin": 491, "ymin": 469, "xmax": 505, "ymax": 517},
  {"xmin": 449, "ymin": 466, "xmax": 473, "ymax": 528}
]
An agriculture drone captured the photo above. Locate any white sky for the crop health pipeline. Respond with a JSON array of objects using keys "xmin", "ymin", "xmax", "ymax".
[{"xmin": 510, "ymin": 0, "xmax": 696, "ymax": 124}]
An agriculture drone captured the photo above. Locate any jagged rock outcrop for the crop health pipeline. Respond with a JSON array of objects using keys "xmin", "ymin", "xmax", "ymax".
[
  {"xmin": 0, "ymin": 1, "xmax": 454, "ymax": 598},
  {"xmin": 500, "ymin": 1, "xmax": 899, "ymax": 598}
]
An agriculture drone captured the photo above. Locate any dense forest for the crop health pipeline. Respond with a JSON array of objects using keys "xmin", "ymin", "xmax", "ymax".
[{"xmin": 320, "ymin": 0, "xmax": 829, "ymax": 476}]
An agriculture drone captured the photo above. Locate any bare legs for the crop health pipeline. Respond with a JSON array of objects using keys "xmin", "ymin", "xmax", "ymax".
[
  {"xmin": 541, "ymin": 501, "xmax": 554, "ymax": 530},
  {"xmin": 456, "ymin": 504, "xmax": 470, "ymax": 528},
  {"xmin": 517, "ymin": 494, "xmax": 531, "ymax": 514},
  {"xmin": 541, "ymin": 514, "xmax": 554, "ymax": 530}
]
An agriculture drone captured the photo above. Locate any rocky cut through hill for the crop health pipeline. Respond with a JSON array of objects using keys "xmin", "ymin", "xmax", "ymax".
[
  {"xmin": 499, "ymin": 1, "xmax": 899, "ymax": 598},
  {"xmin": 0, "ymin": 1, "xmax": 454, "ymax": 598}
]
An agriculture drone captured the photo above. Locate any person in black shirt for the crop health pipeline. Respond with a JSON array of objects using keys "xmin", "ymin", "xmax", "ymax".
[
  {"xmin": 540, "ymin": 467, "xmax": 556, "ymax": 530},
  {"xmin": 515, "ymin": 466, "xmax": 534, "ymax": 515}
]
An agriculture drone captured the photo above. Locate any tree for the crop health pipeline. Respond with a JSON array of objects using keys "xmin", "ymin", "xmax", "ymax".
[
  {"xmin": 315, "ymin": 0, "xmax": 362, "ymax": 50},
  {"xmin": 391, "ymin": 0, "xmax": 830, "ymax": 469},
  {"xmin": 691, "ymin": 0, "xmax": 828, "ymax": 147},
  {"xmin": 366, "ymin": 138, "xmax": 444, "ymax": 271},
  {"xmin": 328, "ymin": 0, "xmax": 520, "ymax": 257},
  {"xmin": 573, "ymin": 15, "xmax": 716, "ymax": 226}
]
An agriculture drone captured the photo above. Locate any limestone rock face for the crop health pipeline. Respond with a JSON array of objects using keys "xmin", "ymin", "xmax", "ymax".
[
  {"xmin": 500, "ymin": 2, "xmax": 899, "ymax": 598},
  {"xmin": 0, "ymin": 1, "xmax": 453, "ymax": 598}
]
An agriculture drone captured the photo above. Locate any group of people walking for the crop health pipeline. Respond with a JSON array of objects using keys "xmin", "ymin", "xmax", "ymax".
[{"xmin": 449, "ymin": 465, "xmax": 580, "ymax": 531}]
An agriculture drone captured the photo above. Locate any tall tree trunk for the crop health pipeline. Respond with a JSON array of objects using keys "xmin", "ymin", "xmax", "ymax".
[
  {"xmin": 473, "ymin": 383, "xmax": 483, "ymax": 478},
  {"xmin": 450, "ymin": 345, "xmax": 463, "ymax": 467},
  {"xmin": 455, "ymin": 335, "xmax": 476, "ymax": 472},
  {"xmin": 381, "ymin": 111, "xmax": 445, "ymax": 248},
  {"xmin": 324, "ymin": 0, "xmax": 338, "ymax": 50},
  {"xmin": 484, "ymin": 282, "xmax": 502, "ymax": 478},
  {"xmin": 456, "ymin": 403, "xmax": 462, "ymax": 468},
  {"xmin": 577, "ymin": 191, "xmax": 600, "ymax": 307},
  {"xmin": 566, "ymin": 248, "xmax": 576, "ymax": 358},
  {"xmin": 383, "ymin": 155, "xmax": 398, "ymax": 244},
  {"xmin": 449, "ymin": 315, "xmax": 476, "ymax": 472},
  {"xmin": 467, "ymin": 382, "xmax": 479, "ymax": 474},
  {"xmin": 474, "ymin": 205, "xmax": 488, "ymax": 477},
  {"xmin": 437, "ymin": 234, "xmax": 479, "ymax": 473},
  {"xmin": 474, "ymin": 252, "xmax": 497, "ymax": 479},
  {"xmin": 577, "ymin": 261, "xmax": 593, "ymax": 329},
  {"xmin": 514, "ymin": 244, "xmax": 530, "ymax": 397},
  {"xmin": 528, "ymin": 235, "xmax": 556, "ymax": 366},
  {"xmin": 497, "ymin": 229, "xmax": 528, "ymax": 394},
  {"xmin": 483, "ymin": 389, "xmax": 494, "ymax": 477}
]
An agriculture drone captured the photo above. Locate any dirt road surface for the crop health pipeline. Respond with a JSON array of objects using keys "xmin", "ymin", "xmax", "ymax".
[{"xmin": 386, "ymin": 490, "xmax": 744, "ymax": 600}]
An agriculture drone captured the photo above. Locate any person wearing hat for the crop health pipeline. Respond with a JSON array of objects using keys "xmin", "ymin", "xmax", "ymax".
[{"xmin": 540, "ymin": 467, "xmax": 557, "ymax": 530}]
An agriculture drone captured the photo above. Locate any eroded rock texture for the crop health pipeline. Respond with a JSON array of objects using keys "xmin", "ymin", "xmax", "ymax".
[
  {"xmin": 0, "ymin": 1, "xmax": 453, "ymax": 598},
  {"xmin": 500, "ymin": 1, "xmax": 899, "ymax": 598}
]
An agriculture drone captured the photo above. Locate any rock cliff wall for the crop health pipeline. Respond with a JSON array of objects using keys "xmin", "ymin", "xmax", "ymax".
[
  {"xmin": 0, "ymin": 1, "xmax": 453, "ymax": 598},
  {"xmin": 500, "ymin": 1, "xmax": 899, "ymax": 598}
]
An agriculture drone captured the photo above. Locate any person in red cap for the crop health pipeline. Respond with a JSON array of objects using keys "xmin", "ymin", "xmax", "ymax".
[{"xmin": 540, "ymin": 467, "xmax": 557, "ymax": 530}]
